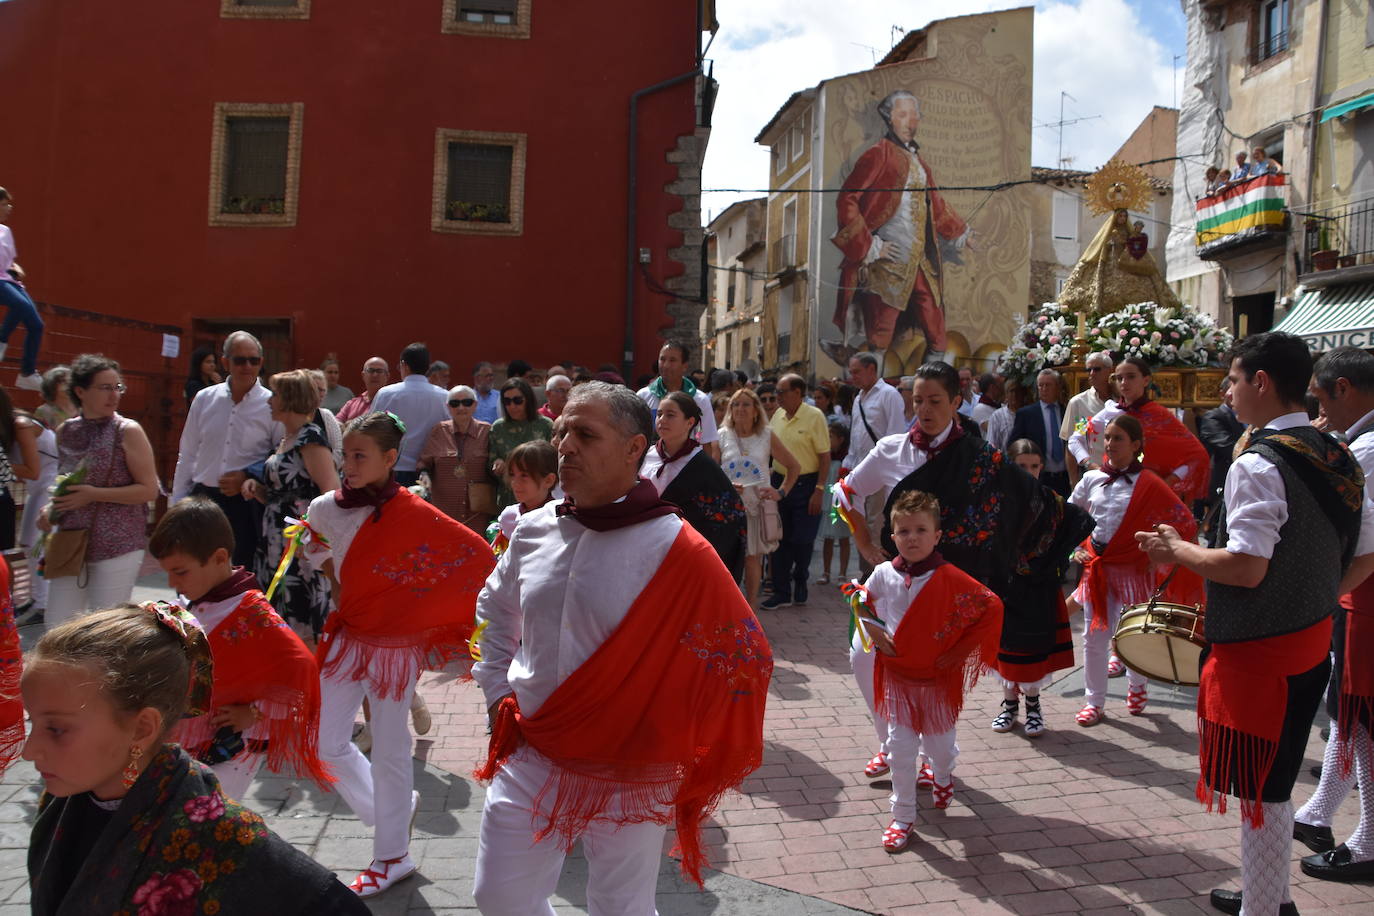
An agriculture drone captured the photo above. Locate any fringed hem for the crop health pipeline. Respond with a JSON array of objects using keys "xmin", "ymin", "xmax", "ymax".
[
  {"xmin": 178, "ymin": 688, "xmax": 333, "ymax": 789},
  {"xmin": 1196, "ymin": 715, "xmax": 1279, "ymax": 828},
  {"xmin": 1336, "ymin": 693, "xmax": 1374, "ymax": 778},
  {"xmin": 1077, "ymin": 570, "xmax": 1156, "ymax": 634},
  {"xmin": 319, "ymin": 626, "xmax": 473, "ymax": 701},
  {"xmin": 0, "ymin": 719, "xmax": 23, "ymax": 779},
  {"xmin": 874, "ymin": 655, "xmax": 985, "ymax": 736}
]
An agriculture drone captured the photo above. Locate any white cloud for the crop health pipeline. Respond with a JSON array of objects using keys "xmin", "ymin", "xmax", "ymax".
[{"xmin": 703, "ymin": 0, "xmax": 1182, "ymax": 219}]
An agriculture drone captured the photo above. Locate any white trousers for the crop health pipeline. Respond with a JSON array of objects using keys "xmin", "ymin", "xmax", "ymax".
[
  {"xmin": 317, "ymin": 640, "xmax": 417, "ymax": 861},
  {"xmin": 888, "ymin": 721, "xmax": 957, "ymax": 823},
  {"xmin": 45, "ymin": 549, "xmax": 145, "ymax": 630},
  {"xmin": 1082, "ymin": 598, "xmax": 1147, "ymax": 707},
  {"xmin": 850, "ymin": 629, "xmax": 889, "ymax": 752},
  {"xmin": 473, "ymin": 745, "xmax": 666, "ymax": 916},
  {"xmin": 211, "ymin": 753, "xmax": 265, "ymax": 804}
]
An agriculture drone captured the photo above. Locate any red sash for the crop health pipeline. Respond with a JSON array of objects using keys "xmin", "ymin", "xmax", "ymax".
[
  {"xmin": 873, "ymin": 564, "xmax": 1002, "ymax": 734},
  {"xmin": 1337, "ymin": 580, "xmax": 1374, "ymax": 776},
  {"xmin": 318, "ymin": 488, "xmax": 495, "ymax": 699},
  {"xmin": 1079, "ymin": 470, "xmax": 1205, "ymax": 632},
  {"xmin": 1125, "ymin": 400, "xmax": 1210, "ymax": 502},
  {"xmin": 475, "ymin": 524, "xmax": 772, "ymax": 887},
  {"xmin": 1197, "ymin": 618, "xmax": 1332, "ymax": 827},
  {"xmin": 0, "ymin": 558, "xmax": 21, "ymax": 777},
  {"xmin": 177, "ymin": 591, "xmax": 331, "ymax": 787}
]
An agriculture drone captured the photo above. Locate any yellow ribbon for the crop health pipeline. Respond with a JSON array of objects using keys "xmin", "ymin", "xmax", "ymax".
[
  {"xmin": 841, "ymin": 580, "xmax": 878, "ymax": 653},
  {"xmin": 265, "ymin": 517, "xmax": 326, "ymax": 603},
  {"xmin": 468, "ymin": 620, "xmax": 490, "ymax": 661}
]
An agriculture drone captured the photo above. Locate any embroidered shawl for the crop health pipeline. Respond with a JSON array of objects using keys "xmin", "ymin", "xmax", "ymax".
[
  {"xmin": 0, "ymin": 556, "xmax": 21, "ymax": 776},
  {"xmin": 660, "ymin": 451, "xmax": 747, "ymax": 581}
]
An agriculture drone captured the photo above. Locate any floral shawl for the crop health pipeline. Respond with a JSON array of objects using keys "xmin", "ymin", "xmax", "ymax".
[{"xmin": 28, "ymin": 745, "xmax": 367, "ymax": 916}]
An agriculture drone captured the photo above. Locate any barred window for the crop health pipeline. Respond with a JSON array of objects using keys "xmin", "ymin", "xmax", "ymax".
[
  {"xmin": 458, "ymin": 0, "xmax": 517, "ymax": 24},
  {"xmin": 442, "ymin": 0, "xmax": 531, "ymax": 38},
  {"xmin": 208, "ymin": 103, "xmax": 303, "ymax": 227},
  {"xmin": 433, "ymin": 129, "xmax": 526, "ymax": 235},
  {"xmin": 221, "ymin": 0, "xmax": 310, "ymax": 19}
]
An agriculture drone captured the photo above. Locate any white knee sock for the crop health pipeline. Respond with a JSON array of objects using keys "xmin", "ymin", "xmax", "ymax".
[
  {"xmin": 1239, "ymin": 801, "xmax": 1293, "ymax": 914},
  {"xmin": 1345, "ymin": 724, "xmax": 1374, "ymax": 862},
  {"xmin": 1296, "ymin": 718, "xmax": 1356, "ymax": 828}
]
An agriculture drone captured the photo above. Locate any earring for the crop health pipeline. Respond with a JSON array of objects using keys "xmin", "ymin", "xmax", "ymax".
[{"xmin": 121, "ymin": 745, "xmax": 144, "ymax": 789}]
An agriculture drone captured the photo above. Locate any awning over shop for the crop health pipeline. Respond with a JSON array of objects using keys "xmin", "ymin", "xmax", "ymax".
[
  {"xmin": 1274, "ymin": 282, "xmax": 1374, "ymax": 350},
  {"xmin": 1321, "ymin": 91, "xmax": 1374, "ymax": 124}
]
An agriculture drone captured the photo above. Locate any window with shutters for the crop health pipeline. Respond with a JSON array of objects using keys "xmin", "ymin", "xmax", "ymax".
[
  {"xmin": 208, "ymin": 103, "xmax": 304, "ymax": 227},
  {"xmin": 220, "ymin": 0, "xmax": 310, "ymax": 20},
  {"xmin": 432, "ymin": 129, "xmax": 527, "ymax": 236},
  {"xmin": 443, "ymin": 0, "xmax": 532, "ymax": 38},
  {"xmin": 1052, "ymin": 191, "xmax": 1078, "ymax": 242}
]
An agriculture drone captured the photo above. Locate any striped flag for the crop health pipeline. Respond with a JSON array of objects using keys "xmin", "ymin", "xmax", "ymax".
[{"xmin": 1195, "ymin": 173, "xmax": 1286, "ymax": 253}]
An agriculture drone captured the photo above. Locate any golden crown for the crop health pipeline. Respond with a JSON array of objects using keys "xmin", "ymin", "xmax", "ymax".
[{"xmin": 1084, "ymin": 159, "xmax": 1154, "ymax": 216}]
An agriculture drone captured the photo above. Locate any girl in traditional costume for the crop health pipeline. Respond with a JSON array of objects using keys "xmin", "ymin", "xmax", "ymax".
[
  {"xmin": 0, "ymin": 556, "xmax": 24, "ymax": 775},
  {"xmin": 1068, "ymin": 356, "xmax": 1209, "ymax": 504},
  {"xmin": 641, "ymin": 390, "xmax": 747, "ymax": 581},
  {"xmin": 149, "ymin": 497, "xmax": 330, "ymax": 803},
  {"xmin": 854, "ymin": 490, "xmax": 1002, "ymax": 852},
  {"xmin": 304, "ymin": 412, "xmax": 495, "ymax": 897},
  {"xmin": 493, "ymin": 439, "xmax": 559, "ymax": 546},
  {"xmin": 1068, "ymin": 415, "xmax": 1204, "ymax": 724},
  {"xmin": 23, "ymin": 603, "xmax": 368, "ymax": 915}
]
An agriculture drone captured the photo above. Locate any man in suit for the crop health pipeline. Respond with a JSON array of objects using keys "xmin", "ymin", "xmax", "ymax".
[
  {"xmin": 1199, "ymin": 378, "xmax": 1244, "ymax": 545},
  {"xmin": 1009, "ymin": 368, "xmax": 1069, "ymax": 495}
]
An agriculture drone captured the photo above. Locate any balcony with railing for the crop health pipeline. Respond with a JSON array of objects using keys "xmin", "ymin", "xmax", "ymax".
[
  {"xmin": 1195, "ymin": 172, "xmax": 1288, "ymax": 260},
  {"xmin": 770, "ymin": 233, "xmax": 798, "ymax": 276},
  {"xmin": 1300, "ymin": 197, "xmax": 1374, "ymax": 276}
]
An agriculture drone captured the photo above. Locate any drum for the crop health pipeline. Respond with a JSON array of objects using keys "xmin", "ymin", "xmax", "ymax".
[{"xmin": 1113, "ymin": 601, "xmax": 1206, "ymax": 687}]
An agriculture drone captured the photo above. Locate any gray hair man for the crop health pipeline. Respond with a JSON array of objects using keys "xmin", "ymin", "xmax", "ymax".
[{"xmin": 1063, "ymin": 350, "xmax": 1115, "ymax": 487}]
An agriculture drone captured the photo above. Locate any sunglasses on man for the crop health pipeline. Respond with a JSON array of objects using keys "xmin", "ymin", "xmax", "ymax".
[
  {"xmin": 230, "ymin": 355, "xmax": 262, "ymax": 367},
  {"xmin": 448, "ymin": 398, "xmax": 476, "ymax": 407}
]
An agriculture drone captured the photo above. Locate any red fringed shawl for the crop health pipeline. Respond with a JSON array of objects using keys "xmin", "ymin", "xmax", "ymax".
[
  {"xmin": 0, "ymin": 557, "xmax": 22, "ymax": 776},
  {"xmin": 318, "ymin": 488, "xmax": 495, "ymax": 699},
  {"xmin": 475, "ymin": 524, "xmax": 772, "ymax": 887},
  {"xmin": 1125, "ymin": 400, "xmax": 1210, "ymax": 502},
  {"xmin": 1337, "ymin": 580, "xmax": 1374, "ymax": 776},
  {"xmin": 1197, "ymin": 618, "xmax": 1331, "ymax": 827},
  {"xmin": 177, "ymin": 590, "xmax": 332, "ymax": 788},
  {"xmin": 873, "ymin": 564, "xmax": 1003, "ymax": 735},
  {"xmin": 1079, "ymin": 469, "xmax": 1205, "ymax": 632}
]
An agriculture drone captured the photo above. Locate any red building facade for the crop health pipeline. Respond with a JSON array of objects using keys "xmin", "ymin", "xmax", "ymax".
[{"xmin": 0, "ymin": 0, "xmax": 713, "ymax": 381}]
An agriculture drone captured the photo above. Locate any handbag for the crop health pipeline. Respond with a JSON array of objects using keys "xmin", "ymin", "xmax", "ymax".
[
  {"xmin": 759, "ymin": 495, "xmax": 783, "ymax": 544},
  {"xmin": 43, "ymin": 528, "xmax": 90, "ymax": 580},
  {"xmin": 467, "ymin": 480, "xmax": 498, "ymax": 517}
]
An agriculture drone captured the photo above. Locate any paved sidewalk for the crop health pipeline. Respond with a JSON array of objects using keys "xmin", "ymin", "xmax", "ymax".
[{"xmin": 2, "ymin": 561, "xmax": 1372, "ymax": 913}]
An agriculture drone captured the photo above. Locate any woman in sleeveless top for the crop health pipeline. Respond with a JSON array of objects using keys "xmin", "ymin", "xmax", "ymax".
[
  {"xmin": 719, "ymin": 389, "xmax": 800, "ymax": 607},
  {"xmin": 43, "ymin": 354, "xmax": 159, "ymax": 629}
]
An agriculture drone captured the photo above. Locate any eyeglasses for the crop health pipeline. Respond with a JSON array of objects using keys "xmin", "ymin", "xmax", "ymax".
[
  {"xmin": 503, "ymin": 396, "xmax": 525, "ymax": 406},
  {"xmin": 92, "ymin": 383, "xmax": 127, "ymax": 394},
  {"xmin": 449, "ymin": 398, "xmax": 476, "ymax": 407},
  {"xmin": 547, "ymin": 387, "xmax": 570, "ymax": 395},
  {"xmin": 230, "ymin": 356, "xmax": 262, "ymax": 367}
]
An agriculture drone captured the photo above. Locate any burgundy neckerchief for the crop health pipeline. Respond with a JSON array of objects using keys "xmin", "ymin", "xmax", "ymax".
[
  {"xmin": 335, "ymin": 478, "xmax": 401, "ymax": 521},
  {"xmin": 653, "ymin": 437, "xmax": 698, "ymax": 477},
  {"xmin": 892, "ymin": 550, "xmax": 946, "ymax": 587},
  {"xmin": 1120, "ymin": 396, "xmax": 1151, "ymax": 414},
  {"xmin": 555, "ymin": 478, "xmax": 682, "ymax": 532},
  {"xmin": 188, "ymin": 566, "xmax": 259, "ymax": 609},
  {"xmin": 1098, "ymin": 459, "xmax": 1142, "ymax": 489},
  {"xmin": 908, "ymin": 418, "xmax": 964, "ymax": 457},
  {"xmin": 978, "ymin": 393, "xmax": 1001, "ymax": 408}
]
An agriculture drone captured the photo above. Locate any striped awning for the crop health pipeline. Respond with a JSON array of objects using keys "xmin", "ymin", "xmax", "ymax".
[{"xmin": 1274, "ymin": 282, "xmax": 1374, "ymax": 350}]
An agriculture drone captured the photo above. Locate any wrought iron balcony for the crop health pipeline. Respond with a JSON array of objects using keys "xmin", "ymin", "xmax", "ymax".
[
  {"xmin": 770, "ymin": 234, "xmax": 798, "ymax": 275},
  {"xmin": 1301, "ymin": 196, "xmax": 1374, "ymax": 275}
]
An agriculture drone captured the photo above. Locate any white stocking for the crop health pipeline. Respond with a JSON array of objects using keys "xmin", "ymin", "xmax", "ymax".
[
  {"xmin": 1239, "ymin": 801, "xmax": 1293, "ymax": 914},
  {"xmin": 1345, "ymin": 724, "xmax": 1374, "ymax": 862},
  {"xmin": 1296, "ymin": 717, "xmax": 1357, "ymax": 828}
]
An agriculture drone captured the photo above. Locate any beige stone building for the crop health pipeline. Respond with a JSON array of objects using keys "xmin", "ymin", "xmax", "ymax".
[{"xmin": 701, "ymin": 198, "xmax": 767, "ymax": 374}]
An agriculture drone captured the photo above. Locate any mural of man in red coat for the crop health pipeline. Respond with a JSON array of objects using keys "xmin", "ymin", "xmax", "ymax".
[{"xmin": 829, "ymin": 90, "xmax": 974, "ymax": 366}]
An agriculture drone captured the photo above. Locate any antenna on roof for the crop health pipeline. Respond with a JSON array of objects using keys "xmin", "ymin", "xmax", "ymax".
[{"xmin": 891, "ymin": 25, "xmax": 905, "ymax": 47}]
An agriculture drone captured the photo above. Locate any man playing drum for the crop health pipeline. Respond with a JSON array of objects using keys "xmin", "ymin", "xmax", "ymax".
[
  {"xmin": 1068, "ymin": 414, "xmax": 1204, "ymax": 725},
  {"xmin": 1294, "ymin": 346, "xmax": 1374, "ymax": 882},
  {"xmin": 1138, "ymin": 332, "xmax": 1370, "ymax": 916}
]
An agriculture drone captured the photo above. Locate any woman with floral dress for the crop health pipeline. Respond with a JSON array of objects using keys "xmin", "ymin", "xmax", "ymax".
[{"xmin": 244, "ymin": 370, "xmax": 339, "ymax": 641}]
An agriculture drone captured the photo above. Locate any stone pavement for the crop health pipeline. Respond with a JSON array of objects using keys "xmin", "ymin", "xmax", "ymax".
[{"xmin": 0, "ymin": 560, "xmax": 1372, "ymax": 914}]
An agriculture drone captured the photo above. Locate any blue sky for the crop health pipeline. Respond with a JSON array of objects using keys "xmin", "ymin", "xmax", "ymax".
[{"xmin": 704, "ymin": 0, "xmax": 1190, "ymax": 218}]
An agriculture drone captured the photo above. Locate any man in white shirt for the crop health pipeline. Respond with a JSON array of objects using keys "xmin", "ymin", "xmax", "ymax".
[
  {"xmin": 956, "ymin": 366, "xmax": 977, "ymax": 417},
  {"xmin": 969, "ymin": 372, "xmax": 1004, "ymax": 435},
  {"xmin": 470, "ymin": 382, "xmax": 769, "ymax": 915},
  {"xmin": 371, "ymin": 342, "xmax": 447, "ymax": 487},
  {"xmin": 171, "ymin": 330, "xmax": 281, "ymax": 566},
  {"xmin": 636, "ymin": 341, "xmax": 719, "ymax": 461},
  {"xmin": 842, "ymin": 351, "xmax": 908, "ymax": 574},
  {"xmin": 1139, "ymin": 332, "xmax": 1373, "ymax": 916},
  {"xmin": 1062, "ymin": 351, "xmax": 1114, "ymax": 488}
]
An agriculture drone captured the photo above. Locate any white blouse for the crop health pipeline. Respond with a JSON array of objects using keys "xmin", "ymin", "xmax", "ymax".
[
  {"xmin": 860, "ymin": 562, "xmax": 936, "ymax": 635},
  {"xmin": 639, "ymin": 443, "xmax": 702, "ymax": 495},
  {"xmin": 1068, "ymin": 468, "xmax": 1139, "ymax": 545}
]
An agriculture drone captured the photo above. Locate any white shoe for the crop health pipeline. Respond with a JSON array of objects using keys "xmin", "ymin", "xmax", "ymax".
[
  {"xmin": 410, "ymin": 692, "xmax": 432, "ymax": 735},
  {"xmin": 15, "ymin": 373, "xmax": 42, "ymax": 391},
  {"xmin": 348, "ymin": 854, "xmax": 417, "ymax": 898},
  {"xmin": 353, "ymin": 723, "xmax": 372, "ymax": 754}
]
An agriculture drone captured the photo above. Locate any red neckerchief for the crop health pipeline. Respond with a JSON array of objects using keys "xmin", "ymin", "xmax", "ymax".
[
  {"xmin": 1098, "ymin": 459, "xmax": 1142, "ymax": 489},
  {"xmin": 1120, "ymin": 397, "xmax": 1151, "ymax": 414},
  {"xmin": 908, "ymin": 418, "xmax": 964, "ymax": 456},
  {"xmin": 978, "ymin": 393, "xmax": 1001, "ymax": 408},
  {"xmin": 188, "ymin": 566, "xmax": 259, "ymax": 609},
  {"xmin": 555, "ymin": 478, "xmax": 682, "ymax": 532},
  {"xmin": 892, "ymin": 550, "xmax": 946, "ymax": 587},
  {"xmin": 334, "ymin": 478, "xmax": 401, "ymax": 520},
  {"xmin": 653, "ymin": 438, "xmax": 697, "ymax": 476}
]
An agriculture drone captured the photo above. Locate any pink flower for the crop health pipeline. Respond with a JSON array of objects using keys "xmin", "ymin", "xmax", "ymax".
[
  {"xmin": 1117, "ymin": 329, "xmax": 1127, "ymax": 339},
  {"xmin": 1090, "ymin": 327, "xmax": 1101, "ymax": 336},
  {"xmin": 1049, "ymin": 335, "xmax": 1061, "ymax": 344},
  {"xmin": 1130, "ymin": 337, "xmax": 1142, "ymax": 346},
  {"xmin": 1037, "ymin": 316, "xmax": 1047, "ymax": 323},
  {"xmin": 183, "ymin": 794, "xmax": 224, "ymax": 823},
  {"xmin": 133, "ymin": 869, "xmax": 202, "ymax": 915},
  {"xmin": 1132, "ymin": 313, "xmax": 1142, "ymax": 320},
  {"xmin": 1171, "ymin": 331, "xmax": 1181, "ymax": 339}
]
